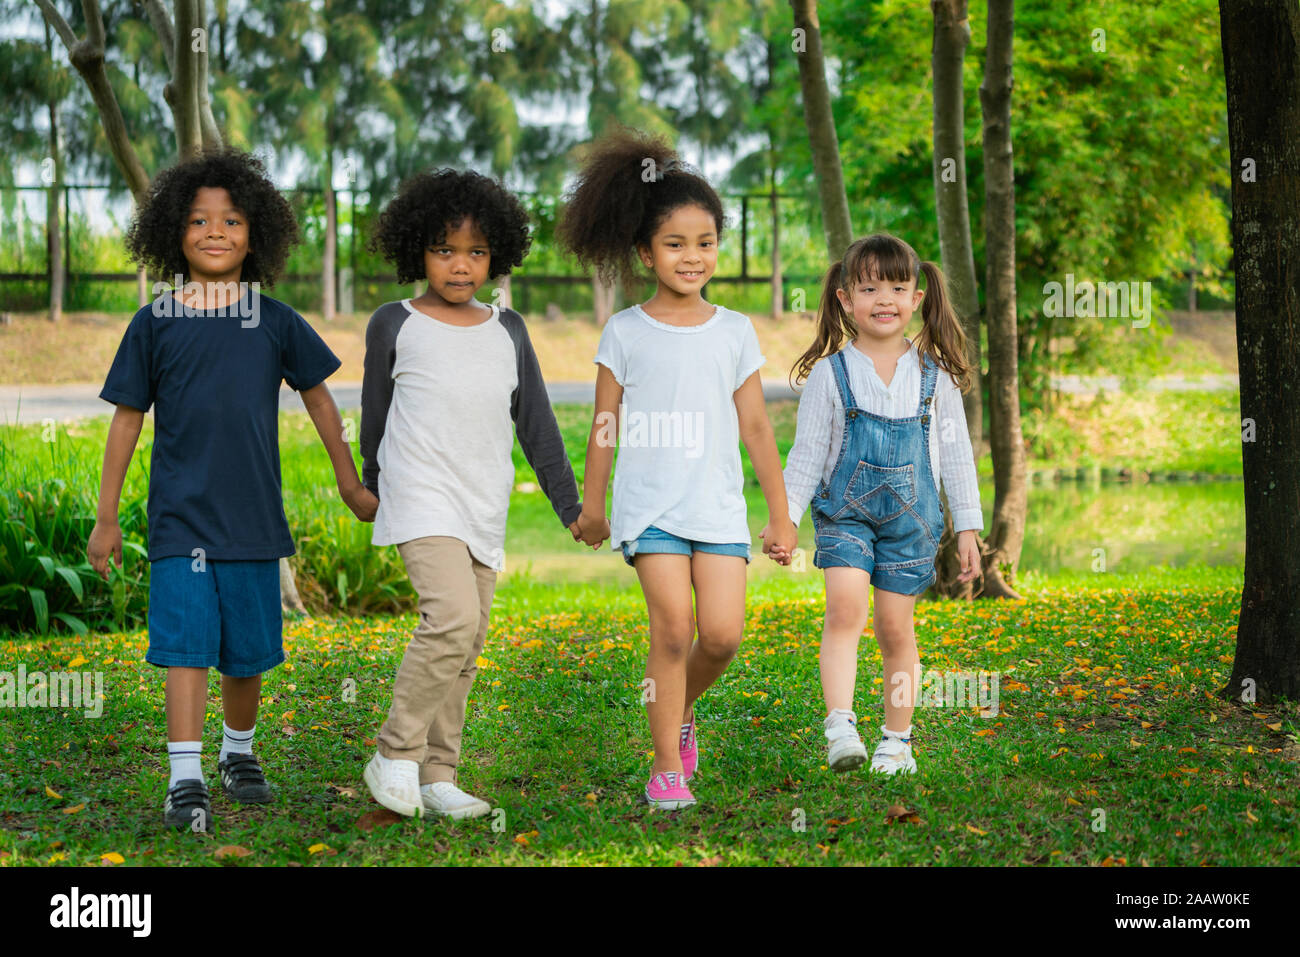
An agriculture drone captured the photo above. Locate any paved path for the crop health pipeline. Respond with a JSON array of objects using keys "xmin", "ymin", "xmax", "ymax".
[{"xmin": 0, "ymin": 374, "xmax": 1239, "ymax": 426}]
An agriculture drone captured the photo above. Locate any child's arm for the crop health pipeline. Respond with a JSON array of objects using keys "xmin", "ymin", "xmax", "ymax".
[
  {"xmin": 87, "ymin": 404, "xmax": 145, "ymax": 580},
  {"xmin": 505, "ymin": 313, "xmax": 585, "ymax": 541},
  {"xmin": 734, "ymin": 372, "xmax": 797, "ymax": 564},
  {"xmin": 577, "ymin": 364, "xmax": 619, "ymax": 548},
  {"xmin": 935, "ymin": 373, "xmax": 983, "ymax": 583},
  {"xmin": 782, "ymin": 361, "xmax": 835, "ymax": 532},
  {"xmin": 301, "ymin": 383, "xmax": 377, "ymax": 522}
]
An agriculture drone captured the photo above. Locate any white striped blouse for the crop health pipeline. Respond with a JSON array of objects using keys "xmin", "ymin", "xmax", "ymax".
[{"xmin": 782, "ymin": 339, "xmax": 984, "ymax": 533}]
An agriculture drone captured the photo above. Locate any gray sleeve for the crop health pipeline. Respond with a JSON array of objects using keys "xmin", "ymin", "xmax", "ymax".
[
  {"xmin": 360, "ymin": 303, "xmax": 409, "ymax": 497},
  {"xmin": 501, "ymin": 309, "xmax": 582, "ymax": 527}
]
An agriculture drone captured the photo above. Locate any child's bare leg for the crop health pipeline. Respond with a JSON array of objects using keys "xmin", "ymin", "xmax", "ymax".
[
  {"xmin": 221, "ymin": 674, "xmax": 262, "ymax": 730},
  {"xmin": 873, "ymin": 587, "xmax": 920, "ymax": 730},
  {"xmin": 682, "ymin": 553, "xmax": 746, "ymax": 723},
  {"xmin": 165, "ymin": 666, "xmax": 208, "ymax": 741},
  {"xmin": 820, "ymin": 567, "xmax": 872, "ymax": 713},
  {"xmin": 635, "ymin": 553, "xmax": 695, "ymax": 776}
]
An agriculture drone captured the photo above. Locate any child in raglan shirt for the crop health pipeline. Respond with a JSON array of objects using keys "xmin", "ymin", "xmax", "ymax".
[{"xmin": 359, "ymin": 168, "xmax": 589, "ymax": 819}]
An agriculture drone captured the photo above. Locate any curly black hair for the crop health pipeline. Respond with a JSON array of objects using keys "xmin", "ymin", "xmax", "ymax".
[
  {"xmin": 124, "ymin": 146, "xmax": 299, "ymax": 286},
  {"xmin": 368, "ymin": 168, "xmax": 532, "ymax": 284},
  {"xmin": 556, "ymin": 126, "xmax": 726, "ymax": 285}
]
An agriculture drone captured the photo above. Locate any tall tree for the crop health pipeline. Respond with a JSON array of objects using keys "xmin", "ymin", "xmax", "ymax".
[
  {"xmin": 789, "ymin": 0, "xmax": 852, "ymax": 258},
  {"xmin": 1219, "ymin": 0, "xmax": 1300, "ymax": 703},
  {"xmin": 930, "ymin": 0, "xmax": 981, "ymax": 447},
  {"xmin": 977, "ymin": 0, "xmax": 1026, "ymax": 598}
]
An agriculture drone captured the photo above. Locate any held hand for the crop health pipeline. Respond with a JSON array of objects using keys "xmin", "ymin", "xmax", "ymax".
[
  {"xmin": 86, "ymin": 520, "xmax": 123, "ymax": 581},
  {"xmin": 956, "ymin": 530, "xmax": 982, "ymax": 582},
  {"xmin": 573, "ymin": 510, "xmax": 610, "ymax": 549},
  {"xmin": 760, "ymin": 518, "xmax": 798, "ymax": 566},
  {"xmin": 342, "ymin": 483, "xmax": 379, "ymax": 523}
]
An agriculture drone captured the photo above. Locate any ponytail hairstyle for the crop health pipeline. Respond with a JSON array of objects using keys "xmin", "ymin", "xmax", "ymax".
[
  {"xmin": 555, "ymin": 125, "xmax": 725, "ymax": 284},
  {"xmin": 790, "ymin": 232, "xmax": 973, "ymax": 393}
]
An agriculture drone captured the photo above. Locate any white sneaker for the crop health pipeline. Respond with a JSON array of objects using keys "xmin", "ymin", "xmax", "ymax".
[
  {"xmin": 364, "ymin": 751, "xmax": 423, "ymax": 818},
  {"xmin": 870, "ymin": 728, "xmax": 917, "ymax": 776},
  {"xmin": 824, "ymin": 709, "xmax": 868, "ymax": 771},
  {"xmin": 421, "ymin": 780, "xmax": 492, "ymax": 820}
]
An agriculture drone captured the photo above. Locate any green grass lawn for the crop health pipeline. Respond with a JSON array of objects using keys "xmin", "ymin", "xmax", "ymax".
[{"xmin": 3, "ymin": 565, "xmax": 1296, "ymax": 867}]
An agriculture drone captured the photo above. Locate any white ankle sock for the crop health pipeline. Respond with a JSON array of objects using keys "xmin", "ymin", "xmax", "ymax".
[
  {"xmin": 167, "ymin": 740, "xmax": 203, "ymax": 786},
  {"xmin": 219, "ymin": 723, "xmax": 255, "ymax": 763},
  {"xmin": 882, "ymin": 725, "xmax": 912, "ymax": 740}
]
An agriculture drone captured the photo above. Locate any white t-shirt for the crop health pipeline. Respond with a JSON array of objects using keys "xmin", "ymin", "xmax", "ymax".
[
  {"xmin": 371, "ymin": 301, "xmax": 517, "ymax": 569},
  {"xmin": 594, "ymin": 303, "xmax": 765, "ymax": 548}
]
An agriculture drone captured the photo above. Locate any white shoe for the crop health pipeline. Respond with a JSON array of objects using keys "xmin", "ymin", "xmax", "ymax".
[
  {"xmin": 422, "ymin": 780, "xmax": 492, "ymax": 820},
  {"xmin": 870, "ymin": 728, "xmax": 917, "ymax": 775},
  {"xmin": 824, "ymin": 709, "xmax": 868, "ymax": 771},
  {"xmin": 364, "ymin": 751, "xmax": 423, "ymax": 818}
]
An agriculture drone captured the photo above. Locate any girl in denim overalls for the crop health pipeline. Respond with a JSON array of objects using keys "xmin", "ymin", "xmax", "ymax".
[{"xmin": 777, "ymin": 234, "xmax": 984, "ymax": 775}]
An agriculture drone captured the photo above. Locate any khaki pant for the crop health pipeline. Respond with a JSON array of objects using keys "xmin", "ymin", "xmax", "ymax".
[{"xmin": 377, "ymin": 536, "xmax": 497, "ymax": 785}]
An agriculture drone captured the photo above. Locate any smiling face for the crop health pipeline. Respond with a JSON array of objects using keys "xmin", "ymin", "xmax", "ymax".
[
  {"xmin": 422, "ymin": 217, "xmax": 491, "ymax": 304},
  {"xmin": 638, "ymin": 204, "xmax": 718, "ymax": 297},
  {"xmin": 181, "ymin": 186, "xmax": 250, "ymax": 283},
  {"xmin": 836, "ymin": 263, "xmax": 925, "ymax": 342}
]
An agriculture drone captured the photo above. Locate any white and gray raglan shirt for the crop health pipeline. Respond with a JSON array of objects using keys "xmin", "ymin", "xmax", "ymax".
[{"xmin": 360, "ymin": 299, "xmax": 581, "ymax": 570}]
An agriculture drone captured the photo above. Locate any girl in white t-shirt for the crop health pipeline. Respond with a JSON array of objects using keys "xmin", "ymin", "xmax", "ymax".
[
  {"xmin": 779, "ymin": 233, "xmax": 983, "ymax": 777},
  {"xmin": 559, "ymin": 128, "xmax": 798, "ymax": 810}
]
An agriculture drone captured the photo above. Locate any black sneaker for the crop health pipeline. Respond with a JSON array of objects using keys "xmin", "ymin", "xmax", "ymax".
[
  {"xmin": 164, "ymin": 779, "xmax": 214, "ymax": 831},
  {"xmin": 218, "ymin": 752, "xmax": 274, "ymax": 803}
]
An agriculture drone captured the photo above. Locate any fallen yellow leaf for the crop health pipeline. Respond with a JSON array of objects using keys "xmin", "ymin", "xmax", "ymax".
[
  {"xmin": 100, "ymin": 852, "xmax": 124, "ymax": 865},
  {"xmin": 44, "ymin": 786, "xmax": 63, "ymax": 801},
  {"xmin": 308, "ymin": 843, "xmax": 330, "ymax": 854},
  {"xmin": 67, "ymin": 655, "xmax": 89, "ymax": 668},
  {"xmin": 965, "ymin": 823, "xmax": 988, "ymax": 836},
  {"xmin": 62, "ymin": 803, "xmax": 86, "ymax": 815}
]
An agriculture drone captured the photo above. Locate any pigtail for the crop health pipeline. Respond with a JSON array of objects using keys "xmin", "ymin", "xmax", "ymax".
[
  {"xmin": 915, "ymin": 260, "xmax": 973, "ymax": 393},
  {"xmin": 790, "ymin": 259, "xmax": 859, "ymax": 387}
]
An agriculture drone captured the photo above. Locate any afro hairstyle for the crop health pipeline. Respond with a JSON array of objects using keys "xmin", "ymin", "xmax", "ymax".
[
  {"xmin": 368, "ymin": 168, "xmax": 532, "ymax": 284},
  {"xmin": 555, "ymin": 126, "xmax": 725, "ymax": 285},
  {"xmin": 124, "ymin": 146, "xmax": 299, "ymax": 286}
]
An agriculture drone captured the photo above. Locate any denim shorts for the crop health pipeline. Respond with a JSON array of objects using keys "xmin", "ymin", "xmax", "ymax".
[
  {"xmin": 146, "ymin": 557, "xmax": 284, "ymax": 677},
  {"xmin": 620, "ymin": 525, "xmax": 751, "ymax": 567}
]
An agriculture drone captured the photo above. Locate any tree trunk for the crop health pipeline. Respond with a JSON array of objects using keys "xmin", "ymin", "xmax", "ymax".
[
  {"xmin": 497, "ymin": 274, "xmax": 513, "ymax": 311},
  {"xmin": 977, "ymin": 0, "xmax": 1026, "ymax": 598},
  {"xmin": 931, "ymin": 0, "xmax": 997, "ymax": 599},
  {"xmin": 45, "ymin": 23, "xmax": 63, "ymax": 324},
  {"xmin": 770, "ymin": 157, "xmax": 783, "ymax": 318},
  {"xmin": 195, "ymin": 0, "xmax": 221, "ymax": 148},
  {"xmin": 35, "ymin": 0, "xmax": 150, "ymax": 202},
  {"xmin": 931, "ymin": 0, "xmax": 982, "ymax": 450},
  {"xmin": 789, "ymin": 0, "xmax": 853, "ymax": 258},
  {"xmin": 1218, "ymin": 0, "xmax": 1300, "ymax": 704},
  {"xmin": 323, "ymin": 155, "xmax": 337, "ymax": 321},
  {"xmin": 173, "ymin": 0, "xmax": 203, "ymax": 158}
]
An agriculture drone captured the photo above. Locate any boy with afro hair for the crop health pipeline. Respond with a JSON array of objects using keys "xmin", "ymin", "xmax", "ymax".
[
  {"xmin": 87, "ymin": 147, "xmax": 376, "ymax": 830},
  {"xmin": 360, "ymin": 168, "xmax": 597, "ymax": 819}
]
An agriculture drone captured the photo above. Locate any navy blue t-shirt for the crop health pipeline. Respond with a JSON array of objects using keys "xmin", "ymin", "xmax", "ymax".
[{"xmin": 100, "ymin": 290, "xmax": 341, "ymax": 561}]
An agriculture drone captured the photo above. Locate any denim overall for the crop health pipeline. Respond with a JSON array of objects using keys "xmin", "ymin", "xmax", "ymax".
[{"xmin": 810, "ymin": 348, "xmax": 945, "ymax": 595}]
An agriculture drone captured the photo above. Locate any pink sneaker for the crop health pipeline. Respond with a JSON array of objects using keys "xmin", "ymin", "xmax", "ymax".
[
  {"xmin": 645, "ymin": 771, "xmax": 696, "ymax": 810},
  {"xmin": 679, "ymin": 718, "xmax": 698, "ymax": 781}
]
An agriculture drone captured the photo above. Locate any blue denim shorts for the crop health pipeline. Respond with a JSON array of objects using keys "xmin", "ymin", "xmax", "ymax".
[
  {"xmin": 621, "ymin": 525, "xmax": 751, "ymax": 567},
  {"xmin": 146, "ymin": 557, "xmax": 284, "ymax": 677}
]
